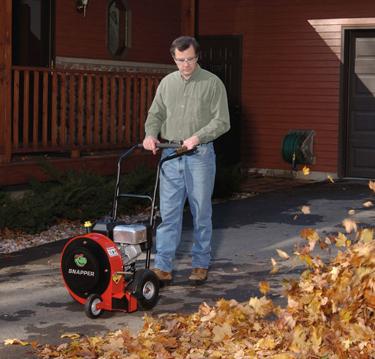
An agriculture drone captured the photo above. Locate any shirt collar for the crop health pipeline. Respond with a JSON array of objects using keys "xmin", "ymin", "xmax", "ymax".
[{"xmin": 179, "ymin": 64, "xmax": 201, "ymax": 82}]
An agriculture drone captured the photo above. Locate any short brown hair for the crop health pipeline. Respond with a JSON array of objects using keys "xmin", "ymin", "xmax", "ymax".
[{"xmin": 170, "ymin": 36, "xmax": 200, "ymax": 57}]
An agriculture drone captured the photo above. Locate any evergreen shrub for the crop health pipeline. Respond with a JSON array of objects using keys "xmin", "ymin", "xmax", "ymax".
[{"xmin": 0, "ymin": 161, "xmax": 242, "ymax": 234}]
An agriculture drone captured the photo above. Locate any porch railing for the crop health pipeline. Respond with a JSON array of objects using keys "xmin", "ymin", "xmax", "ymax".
[{"xmin": 11, "ymin": 66, "xmax": 163, "ymax": 156}]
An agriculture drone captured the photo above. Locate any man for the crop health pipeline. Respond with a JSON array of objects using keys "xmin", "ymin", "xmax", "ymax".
[{"xmin": 143, "ymin": 36, "xmax": 230, "ymax": 284}]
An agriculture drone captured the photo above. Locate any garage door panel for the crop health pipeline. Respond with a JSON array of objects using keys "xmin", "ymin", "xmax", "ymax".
[
  {"xmin": 350, "ymin": 112, "xmax": 375, "ymax": 132},
  {"xmin": 355, "ymin": 75, "xmax": 375, "ymax": 94},
  {"xmin": 355, "ymin": 59, "xmax": 375, "ymax": 74},
  {"xmin": 356, "ymin": 38, "xmax": 375, "ymax": 56},
  {"xmin": 352, "ymin": 148, "xmax": 375, "ymax": 169},
  {"xmin": 352, "ymin": 96, "xmax": 375, "ymax": 110}
]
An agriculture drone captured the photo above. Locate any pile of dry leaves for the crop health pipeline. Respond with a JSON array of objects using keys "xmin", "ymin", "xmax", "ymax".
[
  {"xmin": 6, "ymin": 181, "xmax": 375, "ymax": 358},
  {"xmin": 31, "ymin": 232, "xmax": 374, "ymax": 358}
]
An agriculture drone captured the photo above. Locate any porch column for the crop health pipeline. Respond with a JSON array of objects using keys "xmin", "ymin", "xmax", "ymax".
[
  {"xmin": 0, "ymin": 0, "xmax": 12, "ymax": 163},
  {"xmin": 180, "ymin": 0, "xmax": 196, "ymax": 36}
]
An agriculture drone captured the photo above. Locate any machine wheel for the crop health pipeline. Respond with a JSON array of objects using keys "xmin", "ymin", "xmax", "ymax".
[
  {"xmin": 84, "ymin": 294, "xmax": 103, "ymax": 318},
  {"xmin": 130, "ymin": 269, "xmax": 159, "ymax": 310}
]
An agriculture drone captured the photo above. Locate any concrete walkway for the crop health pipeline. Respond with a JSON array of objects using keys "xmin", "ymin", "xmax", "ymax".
[{"xmin": 0, "ymin": 179, "xmax": 374, "ymax": 358}]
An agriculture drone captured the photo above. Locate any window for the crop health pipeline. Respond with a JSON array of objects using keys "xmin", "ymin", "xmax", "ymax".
[{"xmin": 107, "ymin": 0, "xmax": 131, "ymax": 57}]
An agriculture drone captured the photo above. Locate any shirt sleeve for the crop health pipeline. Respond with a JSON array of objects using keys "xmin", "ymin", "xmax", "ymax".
[
  {"xmin": 193, "ymin": 77, "xmax": 231, "ymax": 143},
  {"xmin": 144, "ymin": 81, "xmax": 167, "ymax": 138}
]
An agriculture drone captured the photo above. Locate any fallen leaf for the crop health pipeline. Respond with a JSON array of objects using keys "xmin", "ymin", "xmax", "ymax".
[
  {"xmin": 336, "ymin": 232, "xmax": 350, "ymax": 247},
  {"xmin": 256, "ymin": 335, "xmax": 277, "ymax": 350},
  {"xmin": 4, "ymin": 338, "xmax": 29, "ymax": 346},
  {"xmin": 339, "ymin": 308, "xmax": 352, "ymax": 323},
  {"xmin": 200, "ymin": 309, "xmax": 216, "ymax": 322},
  {"xmin": 358, "ymin": 228, "xmax": 373, "ymax": 243},
  {"xmin": 369, "ymin": 180, "xmax": 375, "ymax": 192},
  {"xmin": 300, "ymin": 228, "xmax": 320, "ymax": 242},
  {"xmin": 301, "ymin": 205, "xmax": 311, "ymax": 214},
  {"xmin": 298, "ymin": 253, "xmax": 314, "ymax": 267},
  {"xmin": 348, "ymin": 209, "xmax": 355, "ymax": 215},
  {"xmin": 60, "ymin": 332, "xmax": 81, "ymax": 340},
  {"xmin": 364, "ymin": 289, "xmax": 375, "ymax": 308},
  {"xmin": 259, "ymin": 281, "xmax": 270, "ymax": 295},
  {"xmin": 270, "ymin": 257, "xmax": 279, "ymax": 274},
  {"xmin": 249, "ymin": 296, "xmax": 274, "ymax": 317},
  {"xmin": 342, "ymin": 218, "xmax": 357, "ymax": 233},
  {"xmin": 290, "ymin": 325, "xmax": 307, "ymax": 353},
  {"xmin": 363, "ymin": 201, "xmax": 374, "ymax": 208},
  {"xmin": 56, "ymin": 343, "xmax": 68, "ymax": 351},
  {"xmin": 276, "ymin": 249, "xmax": 290, "ymax": 260},
  {"xmin": 302, "ymin": 166, "xmax": 310, "ymax": 176},
  {"xmin": 324, "ymin": 236, "xmax": 332, "ymax": 245},
  {"xmin": 271, "ymin": 354, "xmax": 295, "ymax": 359},
  {"xmin": 330, "ymin": 266, "xmax": 340, "ymax": 281},
  {"xmin": 310, "ymin": 325, "xmax": 323, "ymax": 354},
  {"xmin": 212, "ymin": 322, "xmax": 232, "ymax": 342},
  {"xmin": 327, "ymin": 175, "xmax": 335, "ymax": 183}
]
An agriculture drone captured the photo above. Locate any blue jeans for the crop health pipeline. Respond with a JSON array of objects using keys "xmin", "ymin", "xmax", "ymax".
[{"xmin": 154, "ymin": 143, "xmax": 216, "ymax": 272}]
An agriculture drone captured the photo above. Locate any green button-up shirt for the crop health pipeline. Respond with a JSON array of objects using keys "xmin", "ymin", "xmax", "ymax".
[{"xmin": 145, "ymin": 65, "xmax": 230, "ymax": 144}]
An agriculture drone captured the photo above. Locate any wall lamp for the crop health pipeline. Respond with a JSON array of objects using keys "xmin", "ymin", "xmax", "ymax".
[{"xmin": 76, "ymin": 0, "xmax": 89, "ymax": 16}]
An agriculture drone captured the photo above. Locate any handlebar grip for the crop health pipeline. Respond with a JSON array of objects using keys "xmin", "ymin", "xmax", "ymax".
[
  {"xmin": 138, "ymin": 142, "xmax": 196, "ymax": 155},
  {"xmin": 156, "ymin": 143, "xmax": 196, "ymax": 156},
  {"xmin": 156, "ymin": 142, "xmax": 181, "ymax": 149},
  {"xmin": 137, "ymin": 142, "xmax": 182, "ymax": 149}
]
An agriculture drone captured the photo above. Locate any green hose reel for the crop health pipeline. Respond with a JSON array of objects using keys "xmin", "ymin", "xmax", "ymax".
[{"xmin": 282, "ymin": 130, "xmax": 315, "ymax": 170}]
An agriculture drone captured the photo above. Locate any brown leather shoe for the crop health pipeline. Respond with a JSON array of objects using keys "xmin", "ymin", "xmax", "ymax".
[
  {"xmin": 152, "ymin": 268, "xmax": 172, "ymax": 283},
  {"xmin": 189, "ymin": 268, "xmax": 208, "ymax": 283}
]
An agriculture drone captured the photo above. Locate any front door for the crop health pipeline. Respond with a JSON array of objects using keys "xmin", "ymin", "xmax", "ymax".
[
  {"xmin": 343, "ymin": 30, "xmax": 375, "ymax": 178},
  {"xmin": 12, "ymin": 0, "xmax": 54, "ymax": 148},
  {"xmin": 198, "ymin": 35, "xmax": 242, "ymax": 164}
]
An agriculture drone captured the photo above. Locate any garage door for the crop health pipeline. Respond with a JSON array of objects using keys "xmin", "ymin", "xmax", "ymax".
[{"xmin": 345, "ymin": 30, "xmax": 375, "ymax": 178}]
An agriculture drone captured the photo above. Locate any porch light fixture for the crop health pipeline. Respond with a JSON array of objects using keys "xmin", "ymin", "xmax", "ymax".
[{"xmin": 76, "ymin": 0, "xmax": 89, "ymax": 16}]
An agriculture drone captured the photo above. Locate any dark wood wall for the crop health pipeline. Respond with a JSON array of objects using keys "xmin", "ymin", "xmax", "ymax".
[
  {"xmin": 56, "ymin": 0, "xmax": 181, "ymax": 64},
  {"xmin": 199, "ymin": 0, "xmax": 375, "ymax": 174}
]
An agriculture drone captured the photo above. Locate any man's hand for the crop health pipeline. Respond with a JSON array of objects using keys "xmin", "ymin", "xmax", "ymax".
[
  {"xmin": 142, "ymin": 136, "xmax": 159, "ymax": 155},
  {"xmin": 183, "ymin": 135, "xmax": 200, "ymax": 150}
]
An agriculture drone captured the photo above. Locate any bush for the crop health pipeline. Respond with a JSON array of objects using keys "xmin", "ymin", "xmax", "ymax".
[
  {"xmin": 0, "ymin": 161, "xmax": 242, "ymax": 234},
  {"xmin": 0, "ymin": 165, "xmax": 155, "ymax": 234}
]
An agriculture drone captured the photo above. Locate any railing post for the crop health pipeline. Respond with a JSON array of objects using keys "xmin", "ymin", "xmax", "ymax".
[{"xmin": 0, "ymin": 0, "xmax": 12, "ymax": 163}]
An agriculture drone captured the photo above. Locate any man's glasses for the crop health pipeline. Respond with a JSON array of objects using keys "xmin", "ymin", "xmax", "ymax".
[{"xmin": 174, "ymin": 56, "xmax": 198, "ymax": 64}]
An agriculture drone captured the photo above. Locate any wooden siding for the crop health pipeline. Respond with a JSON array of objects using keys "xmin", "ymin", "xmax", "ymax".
[
  {"xmin": 55, "ymin": 0, "xmax": 181, "ymax": 64},
  {"xmin": 199, "ymin": 0, "xmax": 375, "ymax": 173}
]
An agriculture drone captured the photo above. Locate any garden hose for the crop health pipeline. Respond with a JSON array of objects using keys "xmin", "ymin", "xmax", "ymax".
[{"xmin": 282, "ymin": 132, "xmax": 307, "ymax": 170}]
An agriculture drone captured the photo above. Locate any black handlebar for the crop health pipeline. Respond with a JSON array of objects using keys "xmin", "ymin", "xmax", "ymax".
[
  {"xmin": 136, "ymin": 142, "xmax": 180, "ymax": 148},
  {"xmin": 112, "ymin": 143, "xmax": 197, "ymax": 221},
  {"xmin": 137, "ymin": 142, "xmax": 196, "ymax": 156},
  {"xmin": 155, "ymin": 142, "xmax": 181, "ymax": 149}
]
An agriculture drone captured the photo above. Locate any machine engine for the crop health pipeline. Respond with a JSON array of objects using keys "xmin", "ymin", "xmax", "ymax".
[{"xmin": 112, "ymin": 224, "xmax": 148, "ymax": 266}]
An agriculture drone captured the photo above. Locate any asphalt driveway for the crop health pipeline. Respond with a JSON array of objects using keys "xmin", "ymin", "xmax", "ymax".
[{"xmin": 0, "ymin": 179, "xmax": 374, "ymax": 358}]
